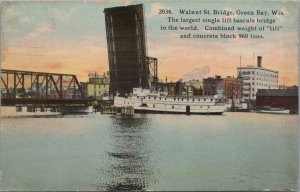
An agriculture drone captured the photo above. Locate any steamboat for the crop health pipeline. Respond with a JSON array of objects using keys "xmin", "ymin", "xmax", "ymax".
[{"xmin": 114, "ymin": 88, "xmax": 227, "ymax": 115}]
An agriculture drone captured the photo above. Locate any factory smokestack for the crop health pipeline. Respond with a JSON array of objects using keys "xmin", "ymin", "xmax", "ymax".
[{"xmin": 257, "ymin": 56, "xmax": 262, "ymax": 68}]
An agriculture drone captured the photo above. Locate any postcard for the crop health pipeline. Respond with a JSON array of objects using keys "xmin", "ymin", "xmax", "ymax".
[{"xmin": 0, "ymin": 0, "xmax": 299, "ymax": 191}]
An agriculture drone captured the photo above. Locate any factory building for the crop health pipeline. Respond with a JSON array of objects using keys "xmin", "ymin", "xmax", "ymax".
[
  {"xmin": 104, "ymin": 4, "xmax": 149, "ymax": 96},
  {"xmin": 237, "ymin": 56, "xmax": 278, "ymax": 101}
]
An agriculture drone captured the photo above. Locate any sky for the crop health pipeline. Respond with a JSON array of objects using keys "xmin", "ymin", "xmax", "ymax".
[{"xmin": 0, "ymin": 0, "xmax": 299, "ymax": 85}]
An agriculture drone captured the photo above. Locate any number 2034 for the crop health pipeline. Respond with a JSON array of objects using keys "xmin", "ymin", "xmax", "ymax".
[{"xmin": 159, "ymin": 9, "xmax": 172, "ymax": 14}]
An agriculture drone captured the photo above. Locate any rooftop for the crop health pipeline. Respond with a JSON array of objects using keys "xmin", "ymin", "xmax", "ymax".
[
  {"xmin": 256, "ymin": 89, "xmax": 298, "ymax": 97},
  {"xmin": 237, "ymin": 66, "xmax": 278, "ymax": 73}
]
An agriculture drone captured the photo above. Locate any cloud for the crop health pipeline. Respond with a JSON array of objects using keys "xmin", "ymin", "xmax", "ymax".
[
  {"xmin": 181, "ymin": 66, "xmax": 210, "ymax": 82},
  {"xmin": 123, "ymin": 0, "xmax": 134, "ymax": 6},
  {"xmin": 26, "ymin": 23, "xmax": 56, "ymax": 39},
  {"xmin": 20, "ymin": 16, "xmax": 32, "ymax": 24},
  {"xmin": 51, "ymin": 6, "xmax": 78, "ymax": 23},
  {"xmin": 45, "ymin": 62, "xmax": 64, "ymax": 70}
]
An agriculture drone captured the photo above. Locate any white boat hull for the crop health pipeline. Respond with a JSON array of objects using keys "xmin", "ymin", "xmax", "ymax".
[
  {"xmin": 114, "ymin": 96, "xmax": 226, "ymax": 115},
  {"xmin": 258, "ymin": 109, "xmax": 290, "ymax": 114}
]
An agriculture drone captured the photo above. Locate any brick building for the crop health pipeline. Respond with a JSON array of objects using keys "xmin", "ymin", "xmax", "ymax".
[
  {"xmin": 203, "ymin": 75, "xmax": 223, "ymax": 96},
  {"xmin": 203, "ymin": 75, "xmax": 243, "ymax": 101},
  {"xmin": 256, "ymin": 88, "xmax": 298, "ymax": 110},
  {"xmin": 223, "ymin": 76, "xmax": 243, "ymax": 100}
]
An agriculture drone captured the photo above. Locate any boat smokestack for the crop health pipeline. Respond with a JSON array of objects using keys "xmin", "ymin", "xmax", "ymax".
[{"xmin": 257, "ymin": 56, "xmax": 262, "ymax": 68}]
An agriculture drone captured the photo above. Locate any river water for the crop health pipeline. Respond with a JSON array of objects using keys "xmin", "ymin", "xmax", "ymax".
[{"xmin": 0, "ymin": 107, "xmax": 298, "ymax": 191}]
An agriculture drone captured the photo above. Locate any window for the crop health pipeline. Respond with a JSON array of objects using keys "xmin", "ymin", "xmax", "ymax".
[
  {"xmin": 153, "ymin": 104, "xmax": 155, "ymax": 108},
  {"xmin": 172, "ymin": 106, "xmax": 174, "ymax": 109}
]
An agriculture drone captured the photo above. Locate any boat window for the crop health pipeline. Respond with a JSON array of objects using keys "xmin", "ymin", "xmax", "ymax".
[
  {"xmin": 192, "ymin": 99, "xmax": 194, "ymax": 101},
  {"xmin": 153, "ymin": 104, "xmax": 155, "ymax": 108},
  {"xmin": 198, "ymin": 99, "xmax": 200, "ymax": 101},
  {"xmin": 182, "ymin": 98, "xmax": 184, "ymax": 101},
  {"xmin": 204, "ymin": 99, "xmax": 206, "ymax": 101},
  {"xmin": 172, "ymin": 106, "xmax": 174, "ymax": 109},
  {"xmin": 174, "ymin": 98, "xmax": 176, "ymax": 101},
  {"xmin": 143, "ymin": 97, "xmax": 145, "ymax": 99},
  {"xmin": 149, "ymin": 97, "xmax": 150, "ymax": 99},
  {"xmin": 211, "ymin": 99, "xmax": 213, "ymax": 101},
  {"xmin": 165, "ymin": 98, "xmax": 167, "ymax": 100},
  {"xmin": 159, "ymin": 98, "xmax": 161, "ymax": 100},
  {"xmin": 154, "ymin": 97, "xmax": 156, "ymax": 100},
  {"xmin": 208, "ymin": 106, "xmax": 210, "ymax": 108},
  {"xmin": 201, "ymin": 106, "xmax": 202, "ymax": 108}
]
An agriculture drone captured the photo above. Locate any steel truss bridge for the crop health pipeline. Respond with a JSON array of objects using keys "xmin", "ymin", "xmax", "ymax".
[{"xmin": 1, "ymin": 69, "xmax": 92, "ymax": 106}]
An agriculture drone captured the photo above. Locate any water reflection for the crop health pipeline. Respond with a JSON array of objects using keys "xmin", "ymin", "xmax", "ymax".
[{"xmin": 95, "ymin": 115, "xmax": 157, "ymax": 191}]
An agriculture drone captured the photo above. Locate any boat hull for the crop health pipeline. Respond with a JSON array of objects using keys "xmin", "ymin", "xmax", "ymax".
[
  {"xmin": 134, "ymin": 109, "xmax": 223, "ymax": 115},
  {"xmin": 114, "ymin": 96, "xmax": 226, "ymax": 115},
  {"xmin": 257, "ymin": 109, "xmax": 290, "ymax": 114}
]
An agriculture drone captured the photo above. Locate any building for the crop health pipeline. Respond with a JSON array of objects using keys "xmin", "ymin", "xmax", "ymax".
[
  {"xmin": 203, "ymin": 75, "xmax": 223, "ymax": 96},
  {"xmin": 203, "ymin": 75, "xmax": 243, "ymax": 101},
  {"xmin": 185, "ymin": 80, "xmax": 203, "ymax": 96},
  {"xmin": 256, "ymin": 88, "xmax": 298, "ymax": 111},
  {"xmin": 223, "ymin": 76, "xmax": 243, "ymax": 101},
  {"xmin": 80, "ymin": 72, "xmax": 110, "ymax": 99},
  {"xmin": 237, "ymin": 56, "xmax": 278, "ymax": 101},
  {"xmin": 156, "ymin": 80, "xmax": 178, "ymax": 96},
  {"xmin": 104, "ymin": 4, "xmax": 148, "ymax": 96}
]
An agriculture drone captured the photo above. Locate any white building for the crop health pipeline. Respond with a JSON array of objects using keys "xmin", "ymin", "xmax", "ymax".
[
  {"xmin": 80, "ymin": 72, "xmax": 110, "ymax": 99},
  {"xmin": 237, "ymin": 56, "xmax": 278, "ymax": 101}
]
